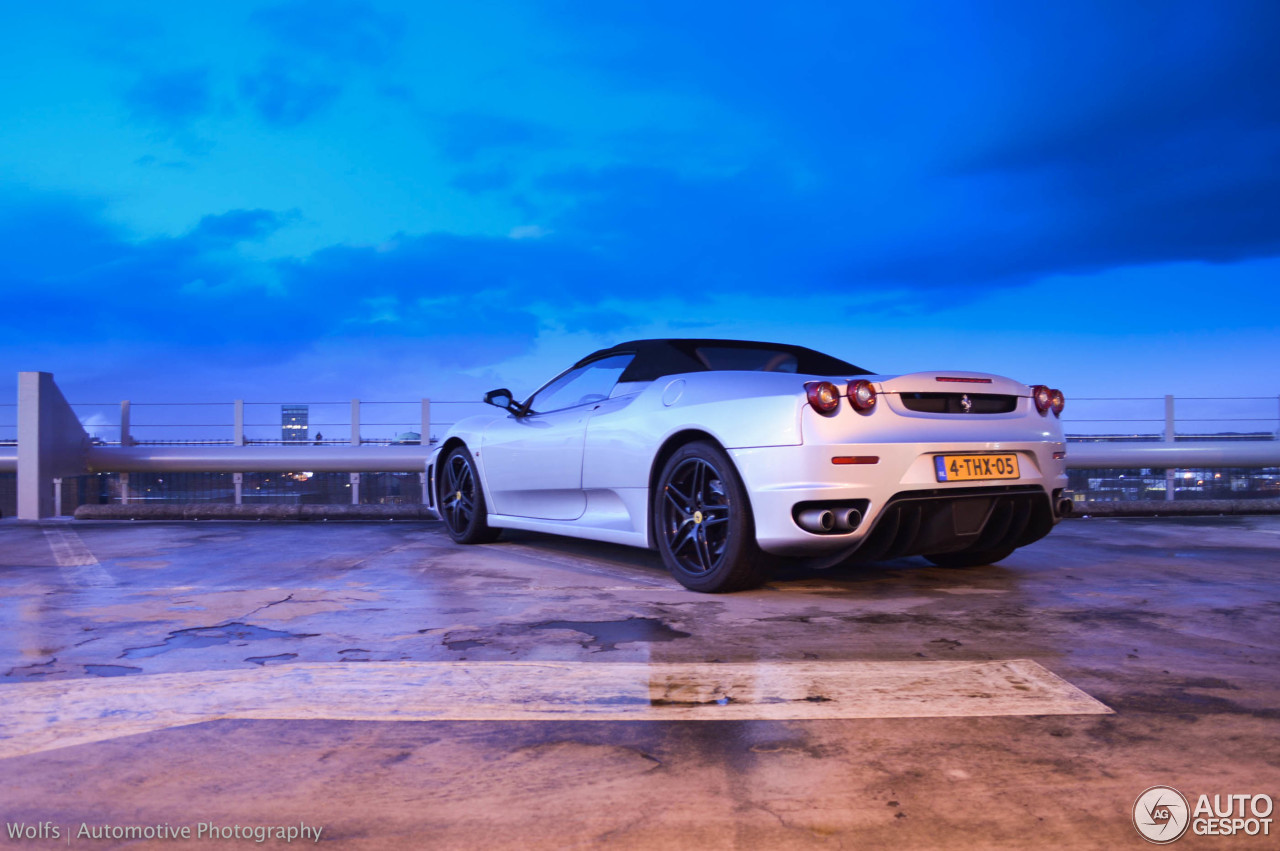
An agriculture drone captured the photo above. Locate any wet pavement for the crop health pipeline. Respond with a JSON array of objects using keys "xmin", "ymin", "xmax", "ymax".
[{"xmin": 0, "ymin": 516, "xmax": 1277, "ymax": 849}]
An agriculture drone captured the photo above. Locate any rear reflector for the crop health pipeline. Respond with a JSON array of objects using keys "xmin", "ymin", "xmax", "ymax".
[
  {"xmin": 832, "ymin": 456, "xmax": 880, "ymax": 465},
  {"xmin": 1053, "ymin": 451, "xmax": 1067, "ymax": 460},
  {"xmin": 936, "ymin": 377, "xmax": 993, "ymax": 383}
]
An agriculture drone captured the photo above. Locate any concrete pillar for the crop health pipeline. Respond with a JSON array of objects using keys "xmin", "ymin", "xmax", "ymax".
[
  {"xmin": 1164, "ymin": 395, "xmax": 1176, "ymax": 502},
  {"xmin": 421, "ymin": 398, "xmax": 431, "ymax": 445},
  {"xmin": 120, "ymin": 472, "xmax": 130, "ymax": 505},
  {"xmin": 234, "ymin": 472, "xmax": 243, "ymax": 505},
  {"xmin": 350, "ymin": 399, "xmax": 361, "ymax": 446},
  {"xmin": 419, "ymin": 471, "xmax": 428, "ymax": 505},
  {"xmin": 350, "ymin": 472, "xmax": 361, "ymax": 505},
  {"xmin": 17, "ymin": 372, "xmax": 90, "ymax": 520},
  {"xmin": 53, "ymin": 478, "xmax": 63, "ymax": 518}
]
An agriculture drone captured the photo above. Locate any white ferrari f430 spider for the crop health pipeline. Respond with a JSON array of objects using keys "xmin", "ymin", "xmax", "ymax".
[{"xmin": 427, "ymin": 339, "xmax": 1070, "ymax": 592}]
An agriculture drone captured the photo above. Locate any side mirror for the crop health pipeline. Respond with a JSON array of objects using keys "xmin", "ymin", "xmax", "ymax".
[{"xmin": 484, "ymin": 388, "xmax": 522, "ymax": 414}]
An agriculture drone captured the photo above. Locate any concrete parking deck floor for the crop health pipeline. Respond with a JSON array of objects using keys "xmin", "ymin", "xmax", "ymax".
[{"xmin": 1, "ymin": 516, "xmax": 1277, "ymax": 849}]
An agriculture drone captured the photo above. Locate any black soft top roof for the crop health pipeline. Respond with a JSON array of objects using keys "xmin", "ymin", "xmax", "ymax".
[{"xmin": 575, "ymin": 338, "xmax": 871, "ymax": 382}]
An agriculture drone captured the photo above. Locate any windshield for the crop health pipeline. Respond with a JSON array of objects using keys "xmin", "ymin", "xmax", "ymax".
[{"xmin": 524, "ymin": 354, "xmax": 635, "ymax": 414}]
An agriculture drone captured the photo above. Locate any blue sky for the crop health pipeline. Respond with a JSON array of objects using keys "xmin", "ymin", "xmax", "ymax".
[{"xmin": 1, "ymin": 1, "xmax": 1277, "ymax": 428}]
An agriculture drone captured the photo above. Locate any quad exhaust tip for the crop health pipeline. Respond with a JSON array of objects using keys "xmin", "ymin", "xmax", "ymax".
[
  {"xmin": 796, "ymin": 508, "xmax": 835, "ymax": 533},
  {"xmin": 795, "ymin": 506, "xmax": 864, "ymax": 534},
  {"xmin": 1057, "ymin": 498, "xmax": 1074, "ymax": 517},
  {"xmin": 834, "ymin": 508, "xmax": 863, "ymax": 531}
]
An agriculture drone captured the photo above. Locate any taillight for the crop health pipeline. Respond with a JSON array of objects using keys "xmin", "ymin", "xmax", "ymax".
[
  {"xmin": 1050, "ymin": 389, "xmax": 1065, "ymax": 417},
  {"xmin": 848, "ymin": 379, "xmax": 876, "ymax": 412},
  {"xmin": 1032, "ymin": 385, "xmax": 1052, "ymax": 414},
  {"xmin": 805, "ymin": 381, "xmax": 840, "ymax": 414}
]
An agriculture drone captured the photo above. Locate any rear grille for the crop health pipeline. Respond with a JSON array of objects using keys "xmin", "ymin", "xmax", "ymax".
[
  {"xmin": 845, "ymin": 486, "xmax": 1053, "ymax": 564},
  {"xmin": 898, "ymin": 392, "xmax": 1018, "ymax": 414}
]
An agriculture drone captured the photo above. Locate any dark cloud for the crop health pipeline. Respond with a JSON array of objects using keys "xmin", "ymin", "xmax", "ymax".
[
  {"xmin": 239, "ymin": 0, "xmax": 403, "ymax": 126},
  {"xmin": 950, "ymin": 2, "xmax": 1280, "ymax": 171},
  {"xmin": 890, "ymin": 1, "xmax": 1280, "ymax": 284},
  {"xmin": 535, "ymin": 164, "xmax": 845, "ymax": 293},
  {"xmin": 190, "ymin": 209, "xmax": 296, "ymax": 246},
  {"xmin": 273, "ymin": 230, "xmax": 607, "ymax": 310},
  {"xmin": 533, "ymin": 1, "xmax": 1280, "ymax": 293},
  {"xmin": 251, "ymin": 0, "xmax": 403, "ymax": 67},
  {"xmin": 436, "ymin": 113, "xmax": 561, "ymax": 163},
  {"xmin": 125, "ymin": 67, "xmax": 213, "ymax": 131},
  {"xmin": 0, "ymin": 189, "xmax": 547, "ymax": 366},
  {"xmin": 0, "ymin": 192, "xmax": 122, "ymax": 282},
  {"xmin": 559, "ymin": 307, "xmax": 640, "ymax": 334},
  {"xmin": 0, "ymin": 193, "xmax": 279, "ymax": 344},
  {"xmin": 238, "ymin": 64, "xmax": 342, "ymax": 126},
  {"xmin": 886, "ymin": 127, "xmax": 1280, "ymax": 287}
]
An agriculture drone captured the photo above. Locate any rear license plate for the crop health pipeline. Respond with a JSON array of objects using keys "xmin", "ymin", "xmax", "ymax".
[{"xmin": 934, "ymin": 453, "xmax": 1020, "ymax": 482}]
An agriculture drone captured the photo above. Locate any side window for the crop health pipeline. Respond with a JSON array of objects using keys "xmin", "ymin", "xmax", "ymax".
[{"xmin": 525, "ymin": 354, "xmax": 634, "ymax": 414}]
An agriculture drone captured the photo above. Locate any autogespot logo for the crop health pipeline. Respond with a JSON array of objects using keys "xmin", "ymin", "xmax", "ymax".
[{"xmin": 1134, "ymin": 786, "xmax": 1191, "ymax": 844}]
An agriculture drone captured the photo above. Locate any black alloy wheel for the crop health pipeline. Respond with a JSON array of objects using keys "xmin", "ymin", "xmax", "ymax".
[
  {"xmin": 654, "ymin": 441, "xmax": 771, "ymax": 592},
  {"xmin": 439, "ymin": 446, "xmax": 500, "ymax": 544}
]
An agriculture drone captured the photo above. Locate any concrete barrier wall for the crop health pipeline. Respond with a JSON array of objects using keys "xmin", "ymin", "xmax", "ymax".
[
  {"xmin": 74, "ymin": 503, "xmax": 438, "ymax": 521},
  {"xmin": 1071, "ymin": 498, "xmax": 1280, "ymax": 517}
]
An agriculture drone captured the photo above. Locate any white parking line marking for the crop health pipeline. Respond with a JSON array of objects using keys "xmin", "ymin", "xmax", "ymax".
[
  {"xmin": 0, "ymin": 659, "xmax": 1110, "ymax": 759},
  {"xmin": 42, "ymin": 527, "xmax": 116, "ymax": 587}
]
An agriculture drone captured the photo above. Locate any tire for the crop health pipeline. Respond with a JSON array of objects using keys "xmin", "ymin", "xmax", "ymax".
[
  {"xmin": 653, "ymin": 441, "xmax": 772, "ymax": 592},
  {"xmin": 923, "ymin": 546, "xmax": 1016, "ymax": 568},
  {"xmin": 438, "ymin": 446, "xmax": 501, "ymax": 545}
]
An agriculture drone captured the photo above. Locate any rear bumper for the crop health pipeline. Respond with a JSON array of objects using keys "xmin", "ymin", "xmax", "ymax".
[
  {"xmin": 839, "ymin": 485, "xmax": 1055, "ymax": 563},
  {"xmin": 729, "ymin": 440, "xmax": 1067, "ymax": 557}
]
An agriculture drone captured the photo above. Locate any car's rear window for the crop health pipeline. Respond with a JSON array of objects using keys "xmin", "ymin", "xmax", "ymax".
[
  {"xmin": 585, "ymin": 339, "xmax": 871, "ymax": 381},
  {"xmin": 694, "ymin": 346, "xmax": 799, "ymax": 373}
]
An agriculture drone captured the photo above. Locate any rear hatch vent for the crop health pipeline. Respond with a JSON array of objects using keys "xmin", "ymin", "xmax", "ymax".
[{"xmin": 898, "ymin": 393, "xmax": 1018, "ymax": 414}]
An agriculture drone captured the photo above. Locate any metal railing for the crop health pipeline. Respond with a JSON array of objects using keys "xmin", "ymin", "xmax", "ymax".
[
  {"xmin": 1060, "ymin": 395, "xmax": 1278, "ymax": 502},
  {"xmin": 4, "ymin": 393, "xmax": 1262, "ymax": 444},
  {"xmin": 5, "ymin": 392, "xmax": 1279, "ymax": 451},
  {"xmin": 66, "ymin": 399, "xmax": 463, "ymax": 447},
  {"xmin": 3, "ymin": 391, "xmax": 1278, "ymax": 516},
  {"xmin": 32, "ymin": 394, "xmax": 1276, "ymax": 447}
]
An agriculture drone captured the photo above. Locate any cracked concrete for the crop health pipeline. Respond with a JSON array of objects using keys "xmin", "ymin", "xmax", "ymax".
[{"xmin": 0, "ymin": 516, "xmax": 1277, "ymax": 848}]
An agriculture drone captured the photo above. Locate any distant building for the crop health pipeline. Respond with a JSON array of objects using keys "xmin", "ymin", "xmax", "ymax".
[{"xmin": 282, "ymin": 405, "xmax": 309, "ymax": 442}]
